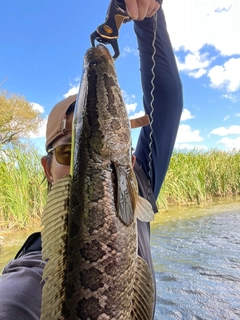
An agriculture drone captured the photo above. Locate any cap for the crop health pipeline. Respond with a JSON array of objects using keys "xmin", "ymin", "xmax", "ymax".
[
  {"xmin": 46, "ymin": 94, "xmax": 77, "ymax": 150},
  {"xmin": 45, "ymin": 94, "xmax": 150, "ymax": 151}
]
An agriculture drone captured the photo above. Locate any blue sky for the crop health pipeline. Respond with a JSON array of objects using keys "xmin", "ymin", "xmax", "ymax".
[{"xmin": 1, "ymin": 0, "xmax": 240, "ymax": 154}]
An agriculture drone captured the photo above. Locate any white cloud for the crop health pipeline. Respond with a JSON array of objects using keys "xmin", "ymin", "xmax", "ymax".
[
  {"xmin": 210, "ymin": 125, "xmax": 240, "ymax": 136},
  {"xmin": 236, "ymin": 113, "xmax": 240, "ymax": 117},
  {"xmin": 176, "ymin": 124, "xmax": 204, "ymax": 143},
  {"xmin": 122, "ymin": 90, "xmax": 136, "ymax": 101},
  {"xmin": 176, "ymin": 52, "xmax": 213, "ymax": 75},
  {"xmin": 216, "ymin": 136, "xmax": 240, "ymax": 149},
  {"xmin": 224, "ymin": 115, "xmax": 230, "ymax": 121},
  {"xmin": 129, "ymin": 110, "xmax": 145, "ymax": 119},
  {"xmin": 30, "ymin": 118, "xmax": 47, "ymax": 139},
  {"xmin": 74, "ymin": 76, "xmax": 81, "ymax": 82},
  {"xmin": 122, "ymin": 90, "xmax": 138, "ymax": 113},
  {"xmin": 164, "ymin": 0, "xmax": 240, "ymax": 56},
  {"xmin": 222, "ymin": 93, "xmax": 240, "ymax": 102},
  {"xmin": 207, "ymin": 58, "xmax": 240, "ymax": 92},
  {"xmin": 63, "ymin": 78, "xmax": 80, "ymax": 98},
  {"xmin": 164, "ymin": 0, "xmax": 240, "ymax": 95},
  {"xmin": 29, "ymin": 102, "xmax": 46, "ymax": 138},
  {"xmin": 210, "ymin": 125, "xmax": 240, "ymax": 150},
  {"xmin": 122, "ymin": 46, "xmax": 138, "ymax": 58},
  {"xmin": 31, "ymin": 102, "xmax": 44, "ymax": 113},
  {"xmin": 181, "ymin": 108, "xmax": 194, "ymax": 121},
  {"xmin": 63, "ymin": 84, "xmax": 79, "ymax": 98},
  {"xmin": 126, "ymin": 102, "xmax": 137, "ymax": 113},
  {"xmin": 174, "ymin": 143, "xmax": 207, "ymax": 151},
  {"xmin": 188, "ymin": 69, "xmax": 207, "ymax": 79}
]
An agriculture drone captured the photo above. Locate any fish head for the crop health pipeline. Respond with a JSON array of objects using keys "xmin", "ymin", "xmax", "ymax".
[{"xmin": 73, "ymin": 44, "xmax": 132, "ymax": 164}]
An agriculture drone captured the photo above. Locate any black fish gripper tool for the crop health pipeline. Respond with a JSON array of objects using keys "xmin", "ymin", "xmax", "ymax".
[{"xmin": 90, "ymin": 0, "xmax": 131, "ymax": 60}]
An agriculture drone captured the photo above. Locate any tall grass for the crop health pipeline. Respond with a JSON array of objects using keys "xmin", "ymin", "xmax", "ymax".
[
  {"xmin": 0, "ymin": 147, "xmax": 239, "ymax": 228},
  {"xmin": 0, "ymin": 145, "xmax": 47, "ymax": 228},
  {"xmin": 157, "ymin": 149, "xmax": 240, "ymax": 209}
]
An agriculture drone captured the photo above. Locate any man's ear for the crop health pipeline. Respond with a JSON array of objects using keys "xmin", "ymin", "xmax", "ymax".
[{"xmin": 41, "ymin": 156, "xmax": 53, "ymax": 184}]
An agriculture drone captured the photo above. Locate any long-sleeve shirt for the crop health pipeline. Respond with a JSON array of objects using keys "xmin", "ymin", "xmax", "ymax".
[
  {"xmin": 134, "ymin": 7, "xmax": 183, "ymax": 318},
  {"xmin": 0, "ymin": 7, "xmax": 183, "ymax": 320}
]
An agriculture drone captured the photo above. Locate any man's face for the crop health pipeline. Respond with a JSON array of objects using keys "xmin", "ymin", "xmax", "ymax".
[{"xmin": 41, "ymin": 132, "xmax": 72, "ymax": 186}]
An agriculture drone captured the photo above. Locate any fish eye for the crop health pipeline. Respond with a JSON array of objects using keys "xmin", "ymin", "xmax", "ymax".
[{"xmin": 89, "ymin": 60, "xmax": 97, "ymax": 67}]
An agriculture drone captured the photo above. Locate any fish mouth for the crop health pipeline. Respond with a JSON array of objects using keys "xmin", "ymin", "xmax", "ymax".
[
  {"xmin": 96, "ymin": 44, "xmax": 113, "ymax": 59},
  {"xmin": 86, "ymin": 44, "xmax": 114, "ymax": 66}
]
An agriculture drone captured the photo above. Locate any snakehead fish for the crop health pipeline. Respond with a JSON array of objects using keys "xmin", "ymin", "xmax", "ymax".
[{"xmin": 41, "ymin": 44, "xmax": 154, "ymax": 320}]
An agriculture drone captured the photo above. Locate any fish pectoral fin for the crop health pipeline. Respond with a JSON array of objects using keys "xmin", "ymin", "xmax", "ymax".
[
  {"xmin": 113, "ymin": 162, "xmax": 137, "ymax": 226},
  {"xmin": 131, "ymin": 256, "xmax": 155, "ymax": 320},
  {"xmin": 135, "ymin": 196, "xmax": 155, "ymax": 222}
]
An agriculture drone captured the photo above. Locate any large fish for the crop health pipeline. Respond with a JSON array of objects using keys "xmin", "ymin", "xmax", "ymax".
[{"xmin": 41, "ymin": 44, "xmax": 154, "ymax": 320}]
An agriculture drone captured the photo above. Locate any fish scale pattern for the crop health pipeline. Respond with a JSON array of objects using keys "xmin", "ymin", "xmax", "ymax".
[
  {"xmin": 41, "ymin": 45, "xmax": 154, "ymax": 320},
  {"xmin": 65, "ymin": 168, "xmax": 137, "ymax": 319}
]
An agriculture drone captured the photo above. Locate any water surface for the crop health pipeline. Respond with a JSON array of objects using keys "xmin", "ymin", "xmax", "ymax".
[
  {"xmin": 1, "ymin": 200, "xmax": 240, "ymax": 319},
  {"xmin": 0, "ymin": 228, "xmax": 40, "ymax": 273},
  {"xmin": 151, "ymin": 199, "xmax": 240, "ymax": 320}
]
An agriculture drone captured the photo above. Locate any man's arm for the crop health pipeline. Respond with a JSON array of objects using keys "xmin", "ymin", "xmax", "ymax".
[
  {"xmin": 133, "ymin": 8, "xmax": 183, "ymax": 318},
  {"xmin": 134, "ymin": 6, "xmax": 183, "ymax": 198},
  {"xmin": 0, "ymin": 252, "xmax": 44, "ymax": 320}
]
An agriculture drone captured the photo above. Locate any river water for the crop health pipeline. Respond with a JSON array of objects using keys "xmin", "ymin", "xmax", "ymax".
[
  {"xmin": 0, "ymin": 200, "xmax": 240, "ymax": 319},
  {"xmin": 151, "ymin": 199, "xmax": 240, "ymax": 320}
]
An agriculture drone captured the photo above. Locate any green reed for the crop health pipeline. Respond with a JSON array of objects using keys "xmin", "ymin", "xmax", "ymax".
[
  {"xmin": 1, "ymin": 147, "xmax": 239, "ymax": 228},
  {"xmin": 157, "ymin": 149, "xmax": 240, "ymax": 210},
  {"xmin": 0, "ymin": 145, "xmax": 47, "ymax": 228}
]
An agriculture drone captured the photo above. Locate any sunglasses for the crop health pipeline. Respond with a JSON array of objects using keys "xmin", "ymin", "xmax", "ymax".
[{"xmin": 47, "ymin": 143, "xmax": 72, "ymax": 166}]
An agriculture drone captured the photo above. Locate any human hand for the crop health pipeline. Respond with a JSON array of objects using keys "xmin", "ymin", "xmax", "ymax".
[{"xmin": 124, "ymin": 0, "xmax": 161, "ymax": 20}]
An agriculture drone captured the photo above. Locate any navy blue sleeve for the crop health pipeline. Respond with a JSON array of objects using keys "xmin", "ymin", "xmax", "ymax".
[
  {"xmin": 134, "ymin": 7, "xmax": 183, "ymax": 199},
  {"xmin": 0, "ymin": 252, "xmax": 44, "ymax": 320}
]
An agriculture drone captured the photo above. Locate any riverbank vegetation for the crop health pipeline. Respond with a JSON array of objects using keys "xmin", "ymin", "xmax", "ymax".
[
  {"xmin": 157, "ymin": 149, "xmax": 240, "ymax": 209},
  {"xmin": 0, "ymin": 145, "xmax": 47, "ymax": 229},
  {"xmin": 0, "ymin": 147, "xmax": 240, "ymax": 229}
]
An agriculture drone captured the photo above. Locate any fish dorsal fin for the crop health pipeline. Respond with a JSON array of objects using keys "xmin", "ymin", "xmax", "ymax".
[
  {"xmin": 41, "ymin": 175, "xmax": 71, "ymax": 320},
  {"xmin": 131, "ymin": 256, "xmax": 155, "ymax": 319},
  {"xmin": 135, "ymin": 196, "xmax": 155, "ymax": 222},
  {"xmin": 113, "ymin": 162, "xmax": 137, "ymax": 226}
]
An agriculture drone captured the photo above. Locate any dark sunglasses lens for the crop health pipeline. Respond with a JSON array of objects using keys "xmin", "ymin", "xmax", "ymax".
[{"xmin": 55, "ymin": 144, "xmax": 71, "ymax": 165}]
